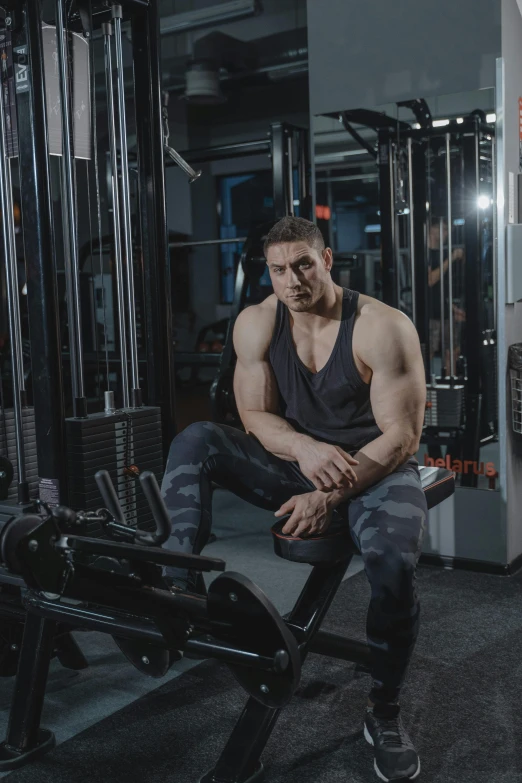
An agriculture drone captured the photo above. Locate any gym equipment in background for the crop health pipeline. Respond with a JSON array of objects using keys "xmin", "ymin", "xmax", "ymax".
[{"xmin": 331, "ymin": 105, "xmax": 496, "ymax": 489}]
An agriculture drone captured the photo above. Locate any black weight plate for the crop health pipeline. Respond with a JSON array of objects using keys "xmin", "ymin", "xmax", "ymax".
[
  {"xmin": 113, "ymin": 637, "xmax": 172, "ymax": 678},
  {"xmin": 207, "ymin": 572, "xmax": 300, "ymax": 708}
]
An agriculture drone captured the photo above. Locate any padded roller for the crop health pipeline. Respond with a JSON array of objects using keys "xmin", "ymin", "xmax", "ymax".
[{"xmin": 271, "ymin": 518, "xmax": 358, "ymax": 564}]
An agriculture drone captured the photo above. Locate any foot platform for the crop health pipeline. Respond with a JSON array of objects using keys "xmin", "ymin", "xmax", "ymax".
[{"xmin": 0, "ymin": 728, "xmax": 55, "ymax": 771}]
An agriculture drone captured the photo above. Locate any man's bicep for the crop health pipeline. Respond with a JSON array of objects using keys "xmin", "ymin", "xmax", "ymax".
[
  {"xmin": 234, "ymin": 358, "xmax": 280, "ymax": 415},
  {"xmin": 367, "ymin": 316, "xmax": 426, "ymax": 442},
  {"xmin": 232, "ymin": 305, "xmax": 279, "ymax": 415}
]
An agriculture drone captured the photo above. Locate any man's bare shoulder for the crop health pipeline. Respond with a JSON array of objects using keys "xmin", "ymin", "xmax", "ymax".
[
  {"xmin": 354, "ymin": 295, "xmax": 420, "ymax": 362},
  {"xmin": 356, "ymin": 294, "xmax": 415, "ymax": 330},
  {"xmin": 233, "ymin": 295, "xmax": 278, "ymax": 360}
]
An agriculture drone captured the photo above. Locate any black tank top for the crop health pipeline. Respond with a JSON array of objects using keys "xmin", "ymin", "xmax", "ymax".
[{"xmin": 269, "ymin": 288, "xmax": 382, "ymax": 454}]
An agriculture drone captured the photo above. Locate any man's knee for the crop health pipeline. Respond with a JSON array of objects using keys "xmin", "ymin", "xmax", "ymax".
[
  {"xmin": 364, "ymin": 545, "xmax": 417, "ymax": 605},
  {"xmin": 168, "ymin": 421, "xmax": 222, "ymax": 457}
]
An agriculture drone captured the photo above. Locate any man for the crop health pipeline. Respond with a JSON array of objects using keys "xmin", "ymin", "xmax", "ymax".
[
  {"xmin": 162, "ymin": 216, "xmax": 427, "ymax": 782},
  {"xmin": 427, "ymin": 217, "xmax": 465, "ymax": 376}
]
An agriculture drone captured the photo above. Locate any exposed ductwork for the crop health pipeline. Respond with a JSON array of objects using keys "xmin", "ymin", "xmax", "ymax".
[{"xmin": 183, "ymin": 31, "xmax": 258, "ymax": 104}]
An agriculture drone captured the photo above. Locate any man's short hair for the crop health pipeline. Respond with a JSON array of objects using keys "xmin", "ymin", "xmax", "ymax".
[{"xmin": 263, "ymin": 216, "xmax": 325, "ymax": 256}]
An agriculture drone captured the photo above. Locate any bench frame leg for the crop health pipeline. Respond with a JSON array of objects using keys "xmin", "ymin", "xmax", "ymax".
[{"xmin": 0, "ymin": 611, "xmax": 56, "ymax": 771}]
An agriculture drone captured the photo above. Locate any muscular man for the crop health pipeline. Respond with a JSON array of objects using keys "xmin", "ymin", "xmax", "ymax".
[{"xmin": 162, "ymin": 216, "xmax": 427, "ymax": 782}]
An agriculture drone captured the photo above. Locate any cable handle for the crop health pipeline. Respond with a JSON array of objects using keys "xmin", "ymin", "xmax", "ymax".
[
  {"xmin": 136, "ymin": 470, "xmax": 171, "ymax": 546},
  {"xmin": 94, "ymin": 470, "xmax": 126, "ymax": 526}
]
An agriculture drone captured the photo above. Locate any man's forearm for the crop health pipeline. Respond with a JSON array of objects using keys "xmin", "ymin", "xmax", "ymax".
[
  {"xmin": 428, "ymin": 258, "xmax": 449, "ymax": 287},
  {"xmin": 326, "ymin": 427, "xmax": 418, "ymax": 508},
  {"xmin": 240, "ymin": 410, "xmax": 308, "ymax": 461}
]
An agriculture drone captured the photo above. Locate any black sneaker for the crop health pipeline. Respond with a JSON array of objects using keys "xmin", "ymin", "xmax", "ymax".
[{"xmin": 364, "ymin": 709, "xmax": 420, "ymax": 782}]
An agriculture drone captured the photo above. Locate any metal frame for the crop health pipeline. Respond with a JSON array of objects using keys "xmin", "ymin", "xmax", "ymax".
[
  {"xmin": 132, "ymin": 1, "xmax": 177, "ymax": 449},
  {"xmin": 7, "ymin": 0, "xmax": 177, "ymax": 491},
  {"xmin": 495, "ymin": 57, "xmax": 508, "ymax": 514},
  {"xmin": 13, "ymin": 0, "xmax": 67, "ymax": 500}
]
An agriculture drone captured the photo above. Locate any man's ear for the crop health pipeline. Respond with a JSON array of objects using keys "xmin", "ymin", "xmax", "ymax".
[{"xmin": 323, "ymin": 247, "xmax": 334, "ymax": 272}]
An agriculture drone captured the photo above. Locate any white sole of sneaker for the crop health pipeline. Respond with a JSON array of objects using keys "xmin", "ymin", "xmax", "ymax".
[{"xmin": 363, "ymin": 725, "xmax": 421, "ymax": 782}]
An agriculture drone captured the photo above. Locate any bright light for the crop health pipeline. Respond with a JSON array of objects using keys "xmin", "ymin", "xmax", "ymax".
[
  {"xmin": 453, "ymin": 218, "xmax": 465, "ymax": 226},
  {"xmin": 486, "ymin": 113, "xmax": 496, "ymax": 123},
  {"xmin": 22, "ymin": 284, "xmax": 27, "ymax": 296},
  {"xmin": 426, "ymin": 202, "xmax": 430, "ymax": 210},
  {"xmin": 293, "ymin": 199, "xmax": 300, "ymax": 206},
  {"xmin": 364, "ymin": 224, "xmax": 381, "ymax": 234},
  {"xmin": 412, "ymin": 123, "xmax": 421, "ymax": 129},
  {"xmin": 456, "ymin": 117, "xmax": 464, "ymax": 124},
  {"xmin": 433, "ymin": 119, "xmax": 450, "ymax": 127},
  {"xmin": 478, "ymin": 195, "xmax": 491, "ymax": 209}
]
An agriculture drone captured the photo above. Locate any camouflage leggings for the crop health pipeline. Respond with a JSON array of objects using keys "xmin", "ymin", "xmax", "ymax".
[{"xmin": 161, "ymin": 421, "xmax": 428, "ymax": 706}]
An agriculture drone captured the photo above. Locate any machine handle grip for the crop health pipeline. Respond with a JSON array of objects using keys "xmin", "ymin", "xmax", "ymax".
[
  {"xmin": 94, "ymin": 470, "xmax": 126, "ymax": 526},
  {"xmin": 137, "ymin": 470, "xmax": 171, "ymax": 546}
]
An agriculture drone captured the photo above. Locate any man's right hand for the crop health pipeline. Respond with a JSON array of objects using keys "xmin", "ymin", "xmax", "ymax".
[
  {"xmin": 452, "ymin": 247, "xmax": 465, "ymax": 262},
  {"xmin": 293, "ymin": 437, "xmax": 359, "ymax": 491}
]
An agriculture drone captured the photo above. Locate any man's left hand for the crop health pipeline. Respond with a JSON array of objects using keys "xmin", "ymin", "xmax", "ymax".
[{"xmin": 274, "ymin": 491, "xmax": 333, "ymax": 538}]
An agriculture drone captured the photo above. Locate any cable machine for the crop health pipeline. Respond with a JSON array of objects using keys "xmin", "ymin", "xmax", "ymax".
[
  {"xmin": 0, "ymin": 0, "xmax": 178, "ymax": 526},
  {"xmin": 332, "ymin": 105, "xmax": 497, "ymax": 489}
]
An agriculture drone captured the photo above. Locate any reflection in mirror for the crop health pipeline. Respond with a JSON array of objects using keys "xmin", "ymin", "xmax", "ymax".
[{"xmin": 314, "ymin": 88, "xmax": 498, "ymax": 490}]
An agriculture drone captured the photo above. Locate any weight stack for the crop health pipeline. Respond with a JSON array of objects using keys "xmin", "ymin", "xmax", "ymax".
[
  {"xmin": 65, "ymin": 407, "xmax": 164, "ymax": 537},
  {"xmin": 425, "ymin": 384, "xmax": 465, "ymax": 428},
  {"xmin": 0, "ymin": 407, "xmax": 40, "ymax": 502}
]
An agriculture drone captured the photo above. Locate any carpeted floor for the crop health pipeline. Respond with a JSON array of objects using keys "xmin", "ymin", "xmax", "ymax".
[{"xmin": 4, "ymin": 565, "xmax": 522, "ymax": 783}]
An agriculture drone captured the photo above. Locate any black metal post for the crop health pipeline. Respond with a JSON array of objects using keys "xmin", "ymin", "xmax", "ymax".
[
  {"xmin": 308, "ymin": 630, "xmax": 372, "ymax": 668},
  {"xmin": 271, "ymin": 121, "xmax": 288, "ymax": 219},
  {"xmin": 459, "ymin": 123, "xmax": 483, "ymax": 486},
  {"xmin": 411, "ymin": 138, "xmax": 431, "ymax": 381},
  {"xmin": 132, "ymin": 2, "xmax": 177, "ymax": 448},
  {"xmin": 378, "ymin": 131, "xmax": 398, "ymax": 308},
  {"xmin": 13, "ymin": 0, "xmax": 67, "ymax": 501},
  {"xmin": 298, "ymin": 128, "xmax": 312, "ymax": 221},
  {"xmin": 0, "ymin": 612, "xmax": 56, "ymax": 770}
]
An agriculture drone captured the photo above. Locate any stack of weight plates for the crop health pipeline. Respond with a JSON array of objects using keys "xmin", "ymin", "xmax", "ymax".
[
  {"xmin": 65, "ymin": 407, "xmax": 163, "ymax": 537},
  {"xmin": 0, "ymin": 407, "xmax": 40, "ymax": 503},
  {"xmin": 425, "ymin": 384, "xmax": 465, "ymax": 429}
]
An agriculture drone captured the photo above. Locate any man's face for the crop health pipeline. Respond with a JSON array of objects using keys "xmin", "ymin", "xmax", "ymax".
[
  {"xmin": 266, "ymin": 241, "xmax": 333, "ymax": 312},
  {"xmin": 430, "ymin": 222, "xmax": 448, "ymax": 246}
]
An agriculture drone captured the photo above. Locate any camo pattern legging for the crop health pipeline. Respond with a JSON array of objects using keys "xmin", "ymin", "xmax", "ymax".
[{"xmin": 161, "ymin": 421, "xmax": 428, "ymax": 706}]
